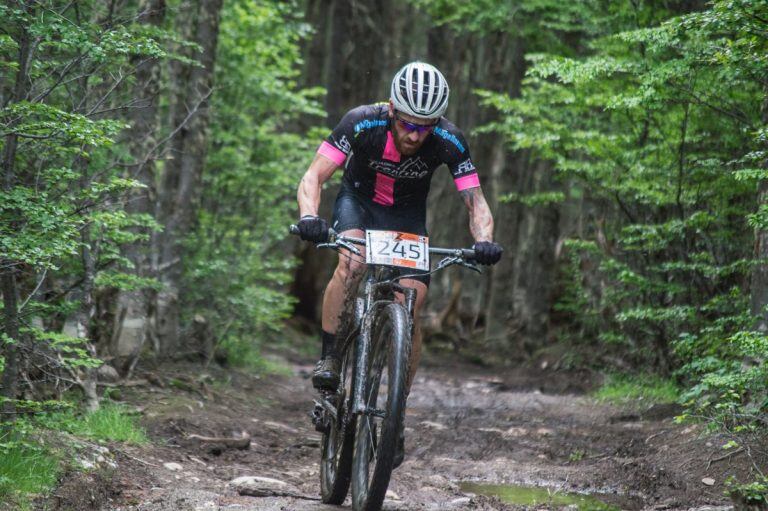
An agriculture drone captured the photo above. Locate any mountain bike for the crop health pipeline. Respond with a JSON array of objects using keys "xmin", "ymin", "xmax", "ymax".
[{"xmin": 290, "ymin": 226, "xmax": 480, "ymax": 511}]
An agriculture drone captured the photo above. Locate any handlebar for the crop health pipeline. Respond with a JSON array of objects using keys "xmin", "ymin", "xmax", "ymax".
[{"xmin": 289, "ymin": 225, "xmax": 476, "ymax": 260}]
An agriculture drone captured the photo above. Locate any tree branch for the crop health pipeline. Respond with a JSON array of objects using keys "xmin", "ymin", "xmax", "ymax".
[{"xmin": 19, "ymin": 268, "xmax": 48, "ymax": 312}]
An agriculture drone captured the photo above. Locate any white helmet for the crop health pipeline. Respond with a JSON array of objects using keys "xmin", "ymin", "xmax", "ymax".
[{"xmin": 390, "ymin": 61, "xmax": 449, "ymax": 119}]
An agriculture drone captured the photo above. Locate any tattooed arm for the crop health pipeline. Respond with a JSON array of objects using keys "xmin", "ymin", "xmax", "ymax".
[
  {"xmin": 459, "ymin": 187, "xmax": 494, "ymax": 242},
  {"xmin": 297, "ymin": 153, "xmax": 339, "ymax": 217}
]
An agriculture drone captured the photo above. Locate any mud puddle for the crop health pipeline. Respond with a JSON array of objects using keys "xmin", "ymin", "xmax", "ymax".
[{"xmin": 460, "ymin": 481, "xmax": 641, "ymax": 510}]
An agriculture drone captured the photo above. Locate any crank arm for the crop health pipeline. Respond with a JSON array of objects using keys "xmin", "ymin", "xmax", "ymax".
[{"xmin": 315, "ymin": 397, "xmax": 338, "ymax": 421}]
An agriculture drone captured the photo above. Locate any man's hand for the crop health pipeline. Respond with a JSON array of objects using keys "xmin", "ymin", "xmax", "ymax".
[
  {"xmin": 472, "ymin": 241, "xmax": 503, "ymax": 265},
  {"xmin": 297, "ymin": 215, "xmax": 329, "ymax": 243}
]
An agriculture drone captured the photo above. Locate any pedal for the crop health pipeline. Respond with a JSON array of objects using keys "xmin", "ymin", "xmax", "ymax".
[{"xmin": 310, "ymin": 401, "xmax": 329, "ymax": 434}]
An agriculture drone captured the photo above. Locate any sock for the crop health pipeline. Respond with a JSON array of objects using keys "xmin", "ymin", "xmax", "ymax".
[{"xmin": 321, "ymin": 330, "xmax": 337, "ymax": 359}]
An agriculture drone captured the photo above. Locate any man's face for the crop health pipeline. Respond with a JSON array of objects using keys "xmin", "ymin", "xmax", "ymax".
[{"xmin": 388, "ymin": 101, "xmax": 438, "ymax": 156}]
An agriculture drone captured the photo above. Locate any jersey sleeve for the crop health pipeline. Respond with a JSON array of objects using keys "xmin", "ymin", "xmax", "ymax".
[
  {"xmin": 316, "ymin": 106, "xmax": 368, "ymax": 167},
  {"xmin": 434, "ymin": 125, "xmax": 481, "ymax": 191}
]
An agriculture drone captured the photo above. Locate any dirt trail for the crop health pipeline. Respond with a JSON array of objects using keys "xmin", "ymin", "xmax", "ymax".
[{"xmin": 51, "ymin": 356, "xmax": 744, "ymax": 511}]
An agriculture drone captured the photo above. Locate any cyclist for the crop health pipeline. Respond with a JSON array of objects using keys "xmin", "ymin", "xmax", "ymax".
[{"xmin": 296, "ymin": 61, "xmax": 502, "ymax": 463}]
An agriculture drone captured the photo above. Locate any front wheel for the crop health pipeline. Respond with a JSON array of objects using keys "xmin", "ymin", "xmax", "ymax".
[
  {"xmin": 319, "ymin": 342, "xmax": 356, "ymax": 503},
  {"xmin": 351, "ymin": 303, "xmax": 411, "ymax": 511},
  {"xmin": 320, "ymin": 297, "xmax": 364, "ymax": 503}
]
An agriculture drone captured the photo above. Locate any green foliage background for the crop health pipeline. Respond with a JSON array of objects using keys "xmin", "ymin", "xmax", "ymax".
[
  {"xmin": 182, "ymin": 0, "xmax": 323, "ymax": 364},
  {"xmin": 418, "ymin": 0, "xmax": 768, "ymax": 483},
  {"xmin": 0, "ymin": 0, "xmax": 320, "ymax": 500}
]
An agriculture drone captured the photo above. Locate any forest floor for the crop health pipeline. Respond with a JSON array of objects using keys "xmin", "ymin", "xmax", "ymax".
[{"xmin": 41, "ymin": 346, "xmax": 759, "ymax": 511}]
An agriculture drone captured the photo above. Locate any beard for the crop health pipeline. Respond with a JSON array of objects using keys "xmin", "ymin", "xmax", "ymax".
[{"xmin": 392, "ymin": 127, "xmax": 426, "ymax": 156}]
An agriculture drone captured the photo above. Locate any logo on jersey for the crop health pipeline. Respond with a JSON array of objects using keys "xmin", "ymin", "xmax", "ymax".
[
  {"xmin": 369, "ymin": 157, "xmax": 429, "ymax": 179},
  {"xmin": 354, "ymin": 119, "xmax": 387, "ymax": 134},
  {"xmin": 335, "ymin": 135, "xmax": 351, "ymax": 154},
  {"xmin": 456, "ymin": 158, "xmax": 476, "ymax": 175},
  {"xmin": 434, "ymin": 126, "xmax": 466, "ymax": 153}
]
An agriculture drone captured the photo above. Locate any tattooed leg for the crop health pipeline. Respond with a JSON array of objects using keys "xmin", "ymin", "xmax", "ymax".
[{"xmin": 321, "ymin": 229, "xmax": 366, "ymax": 334}]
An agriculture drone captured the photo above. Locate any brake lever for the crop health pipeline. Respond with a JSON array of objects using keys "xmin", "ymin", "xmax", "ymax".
[
  {"xmin": 459, "ymin": 259, "xmax": 482, "ymax": 274},
  {"xmin": 317, "ymin": 240, "xmax": 361, "ymax": 256},
  {"xmin": 335, "ymin": 239, "xmax": 362, "ymax": 256},
  {"xmin": 435, "ymin": 256, "xmax": 460, "ymax": 271}
]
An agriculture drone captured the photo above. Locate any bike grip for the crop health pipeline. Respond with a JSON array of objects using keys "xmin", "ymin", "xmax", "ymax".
[
  {"xmin": 462, "ymin": 248, "xmax": 476, "ymax": 259},
  {"xmin": 289, "ymin": 224, "xmax": 300, "ymax": 235}
]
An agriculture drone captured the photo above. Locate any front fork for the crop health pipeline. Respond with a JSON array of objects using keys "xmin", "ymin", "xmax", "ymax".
[{"xmin": 352, "ymin": 278, "xmax": 415, "ymax": 417}]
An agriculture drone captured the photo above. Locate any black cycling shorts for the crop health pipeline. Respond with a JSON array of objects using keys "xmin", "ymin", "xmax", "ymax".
[{"xmin": 331, "ymin": 186, "xmax": 430, "ymax": 287}]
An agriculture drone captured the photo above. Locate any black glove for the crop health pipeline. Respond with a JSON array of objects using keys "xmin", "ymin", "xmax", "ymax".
[
  {"xmin": 472, "ymin": 241, "xmax": 503, "ymax": 265},
  {"xmin": 297, "ymin": 215, "xmax": 329, "ymax": 243}
]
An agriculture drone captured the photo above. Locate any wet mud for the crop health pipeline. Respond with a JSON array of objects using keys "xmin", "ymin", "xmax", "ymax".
[{"xmin": 41, "ymin": 355, "xmax": 756, "ymax": 510}]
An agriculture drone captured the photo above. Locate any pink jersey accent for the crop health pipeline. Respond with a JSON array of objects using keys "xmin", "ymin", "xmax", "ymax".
[
  {"xmin": 317, "ymin": 141, "xmax": 347, "ymax": 166},
  {"xmin": 382, "ymin": 131, "xmax": 401, "ymax": 162},
  {"xmin": 454, "ymin": 174, "xmax": 480, "ymax": 191},
  {"xmin": 372, "ymin": 173, "xmax": 395, "ymax": 206}
]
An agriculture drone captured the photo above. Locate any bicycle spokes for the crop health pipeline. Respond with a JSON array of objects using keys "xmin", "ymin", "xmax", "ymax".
[{"xmin": 319, "ymin": 346, "xmax": 356, "ymax": 505}]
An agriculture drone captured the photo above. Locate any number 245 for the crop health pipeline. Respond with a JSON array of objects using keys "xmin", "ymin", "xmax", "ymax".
[{"xmin": 376, "ymin": 240, "xmax": 421, "ymax": 259}]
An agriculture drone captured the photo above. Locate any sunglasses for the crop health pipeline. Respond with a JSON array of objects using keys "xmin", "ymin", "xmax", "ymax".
[{"xmin": 394, "ymin": 111, "xmax": 438, "ymax": 133}]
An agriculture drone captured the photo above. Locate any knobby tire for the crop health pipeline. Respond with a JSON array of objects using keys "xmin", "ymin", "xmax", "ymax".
[
  {"xmin": 351, "ymin": 302, "xmax": 411, "ymax": 511},
  {"xmin": 320, "ymin": 298, "xmax": 364, "ymax": 503},
  {"xmin": 320, "ymin": 336, "xmax": 356, "ymax": 503}
]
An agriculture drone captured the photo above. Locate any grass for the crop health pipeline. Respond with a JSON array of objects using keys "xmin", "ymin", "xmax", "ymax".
[
  {"xmin": 0, "ymin": 402, "xmax": 148, "ymax": 507},
  {"xmin": 593, "ymin": 374, "xmax": 680, "ymax": 405},
  {"xmin": 53, "ymin": 403, "xmax": 148, "ymax": 444},
  {"xmin": 568, "ymin": 449, "xmax": 586, "ymax": 462},
  {"xmin": 0, "ymin": 436, "xmax": 60, "ymax": 508}
]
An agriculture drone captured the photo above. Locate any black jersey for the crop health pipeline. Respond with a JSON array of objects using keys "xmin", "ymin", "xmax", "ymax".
[{"xmin": 317, "ymin": 103, "xmax": 480, "ymax": 208}]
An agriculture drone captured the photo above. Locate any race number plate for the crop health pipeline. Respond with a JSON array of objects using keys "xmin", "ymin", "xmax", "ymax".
[{"xmin": 365, "ymin": 230, "xmax": 429, "ymax": 271}]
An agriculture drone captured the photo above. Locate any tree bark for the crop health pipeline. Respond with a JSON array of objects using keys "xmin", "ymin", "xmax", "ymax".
[
  {"xmin": 1, "ymin": 271, "xmax": 20, "ymax": 419},
  {"xmin": 750, "ymin": 92, "xmax": 768, "ymax": 332},
  {"xmin": 110, "ymin": 0, "xmax": 166, "ymax": 375},
  {"xmin": 63, "ymin": 165, "xmax": 99, "ymax": 411},
  {"xmin": 509, "ymin": 159, "xmax": 560, "ymax": 354},
  {"xmin": 76, "ymin": 249, "xmax": 99, "ymax": 413},
  {"xmin": 64, "ymin": 33, "xmax": 100, "ymax": 409},
  {"xmin": 1, "ymin": 10, "xmax": 34, "ymax": 420},
  {"xmin": 155, "ymin": 0, "xmax": 223, "ymax": 356}
]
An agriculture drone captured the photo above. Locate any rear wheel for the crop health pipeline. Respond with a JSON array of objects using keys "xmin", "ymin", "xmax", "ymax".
[{"xmin": 351, "ymin": 303, "xmax": 411, "ymax": 511}]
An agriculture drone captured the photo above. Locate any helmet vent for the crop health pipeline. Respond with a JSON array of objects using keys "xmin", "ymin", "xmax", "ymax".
[{"xmin": 390, "ymin": 61, "xmax": 449, "ymax": 119}]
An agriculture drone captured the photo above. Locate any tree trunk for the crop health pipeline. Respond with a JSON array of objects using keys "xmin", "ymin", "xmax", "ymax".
[
  {"xmin": 750, "ymin": 92, "xmax": 768, "ymax": 332},
  {"xmin": 481, "ymin": 140, "xmax": 520, "ymax": 344},
  {"xmin": 63, "ymin": 184, "xmax": 99, "ymax": 411},
  {"xmin": 1, "ymin": 11, "xmax": 34, "ymax": 420},
  {"xmin": 1, "ymin": 271, "xmax": 20, "ymax": 419},
  {"xmin": 110, "ymin": 0, "xmax": 166, "ymax": 375},
  {"xmin": 155, "ymin": 0, "xmax": 223, "ymax": 356},
  {"xmin": 65, "ymin": 42, "xmax": 100, "ymax": 410},
  {"xmin": 509, "ymin": 159, "xmax": 560, "ymax": 354}
]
